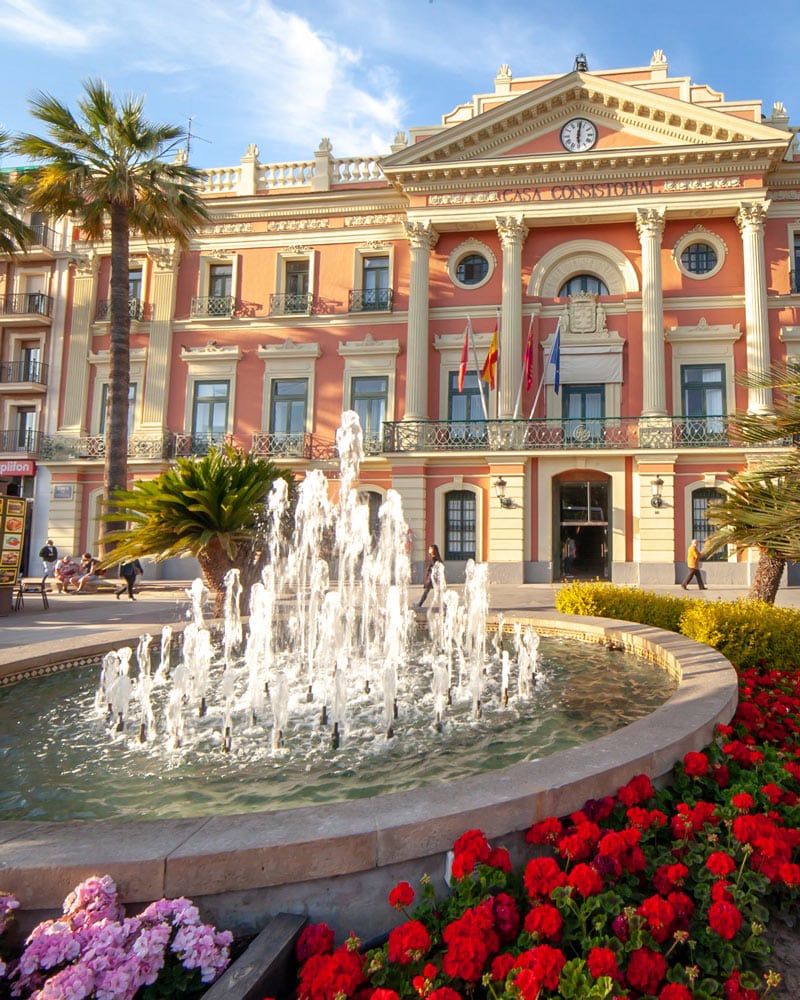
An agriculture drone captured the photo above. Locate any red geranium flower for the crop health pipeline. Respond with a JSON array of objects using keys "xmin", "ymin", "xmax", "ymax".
[
  {"xmin": 371, "ymin": 991, "xmax": 400, "ymax": 1000},
  {"xmin": 296, "ymin": 922, "xmax": 336, "ymax": 963},
  {"xmin": 653, "ymin": 862, "xmax": 689, "ymax": 895},
  {"xmin": 525, "ymin": 817, "xmax": 562, "ymax": 845},
  {"xmin": 723, "ymin": 969, "xmax": 759, "ymax": 1000},
  {"xmin": 524, "ymin": 856, "xmax": 566, "ymax": 899},
  {"xmin": 451, "ymin": 829, "xmax": 491, "ymax": 879},
  {"xmin": 617, "ymin": 774, "xmax": 655, "ymax": 806},
  {"xmin": 388, "ymin": 921, "xmax": 431, "ymax": 965},
  {"xmin": 779, "ymin": 861, "xmax": 800, "ymax": 886},
  {"xmin": 706, "ymin": 851, "xmax": 737, "ymax": 877},
  {"xmin": 513, "ymin": 944, "xmax": 566, "ymax": 996},
  {"xmin": 488, "ymin": 846, "xmax": 512, "ymax": 872},
  {"xmin": 637, "ymin": 894, "xmax": 676, "ymax": 943},
  {"xmin": 731, "ymin": 792, "xmax": 755, "ymax": 811},
  {"xmin": 388, "ymin": 881, "xmax": 415, "ymax": 909},
  {"xmin": 625, "ymin": 946, "xmax": 667, "ymax": 995},
  {"xmin": 587, "ymin": 946, "xmax": 619, "ymax": 980},
  {"xmin": 683, "ymin": 750, "xmax": 709, "ymax": 776},
  {"xmin": 659, "ymin": 984, "xmax": 694, "ymax": 1000},
  {"xmin": 490, "ymin": 953, "xmax": 516, "ymax": 982},
  {"xmin": 523, "ymin": 903, "xmax": 563, "ymax": 941},
  {"xmin": 428, "ymin": 989, "xmax": 462, "ymax": 1000},
  {"xmin": 567, "ymin": 862, "xmax": 604, "ymax": 898},
  {"xmin": 708, "ymin": 900, "xmax": 743, "ymax": 940},
  {"xmin": 491, "ymin": 892, "xmax": 520, "ymax": 943}
]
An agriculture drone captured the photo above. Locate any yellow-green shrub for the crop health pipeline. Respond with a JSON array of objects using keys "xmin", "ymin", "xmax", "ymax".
[
  {"xmin": 556, "ymin": 581, "xmax": 800, "ymax": 673},
  {"xmin": 555, "ymin": 581, "xmax": 686, "ymax": 633},
  {"xmin": 679, "ymin": 599, "xmax": 800, "ymax": 672}
]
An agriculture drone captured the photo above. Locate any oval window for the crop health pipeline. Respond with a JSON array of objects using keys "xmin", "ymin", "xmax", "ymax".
[
  {"xmin": 680, "ymin": 242, "xmax": 718, "ymax": 275},
  {"xmin": 456, "ymin": 253, "xmax": 489, "ymax": 286}
]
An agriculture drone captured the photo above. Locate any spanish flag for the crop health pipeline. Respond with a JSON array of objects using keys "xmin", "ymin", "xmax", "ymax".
[
  {"xmin": 481, "ymin": 327, "xmax": 498, "ymax": 390},
  {"xmin": 457, "ymin": 322, "xmax": 470, "ymax": 392}
]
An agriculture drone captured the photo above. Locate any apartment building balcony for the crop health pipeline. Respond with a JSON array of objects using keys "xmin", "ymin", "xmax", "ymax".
[
  {"xmin": 94, "ymin": 299, "xmax": 153, "ymax": 322},
  {"xmin": 0, "ymin": 293, "xmax": 53, "ymax": 324},
  {"xmin": 190, "ymin": 295, "xmax": 235, "ymax": 319},
  {"xmin": 381, "ymin": 416, "xmax": 788, "ymax": 453},
  {"xmin": 39, "ymin": 434, "xmax": 173, "ymax": 461},
  {"xmin": 348, "ymin": 287, "xmax": 394, "ymax": 312},
  {"xmin": 0, "ymin": 360, "xmax": 48, "ymax": 389},
  {"xmin": 0, "ymin": 429, "xmax": 44, "ymax": 456},
  {"xmin": 251, "ymin": 431, "xmax": 313, "ymax": 459},
  {"xmin": 268, "ymin": 292, "xmax": 315, "ymax": 316},
  {"xmin": 172, "ymin": 433, "xmax": 232, "ymax": 457}
]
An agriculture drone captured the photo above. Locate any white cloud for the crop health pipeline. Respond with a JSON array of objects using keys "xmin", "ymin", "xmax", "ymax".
[{"xmin": 0, "ymin": 0, "xmax": 104, "ymax": 50}]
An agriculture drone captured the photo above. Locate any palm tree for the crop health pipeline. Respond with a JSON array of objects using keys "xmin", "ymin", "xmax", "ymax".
[
  {"xmin": 0, "ymin": 129, "xmax": 31, "ymax": 254},
  {"xmin": 102, "ymin": 444, "xmax": 294, "ymax": 614},
  {"xmin": 704, "ymin": 363, "xmax": 800, "ymax": 603},
  {"xmin": 14, "ymin": 80, "xmax": 209, "ymax": 553}
]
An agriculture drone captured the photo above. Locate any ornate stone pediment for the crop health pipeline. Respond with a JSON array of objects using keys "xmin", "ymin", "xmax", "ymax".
[{"xmin": 561, "ymin": 292, "xmax": 608, "ymax": 336}]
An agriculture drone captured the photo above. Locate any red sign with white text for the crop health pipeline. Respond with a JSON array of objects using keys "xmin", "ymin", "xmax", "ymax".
[{"xmin": 0, "ymin": 459, "xmax": 35, "ymax": 477}]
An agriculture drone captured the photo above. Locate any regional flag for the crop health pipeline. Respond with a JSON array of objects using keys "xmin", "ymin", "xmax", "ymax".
[
  {"xmin": 481, "ymin": 327, "xmax": 499, "ymax": 390},
  {"xmin": 523, "ymin": 319, "xmax": 534, "ymax": 392},
  {"xmin": 549, "ymin": 320, "xmax": 561, "ymax": 395},
  {"xmin": 458, "ymin": 322, "xmax": 470, "ymax": 392}
]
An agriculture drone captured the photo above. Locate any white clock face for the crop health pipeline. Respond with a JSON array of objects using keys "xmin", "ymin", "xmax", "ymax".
[{"xmin": 560, "ymin": 118, "xmax": 598, "ymax": 152}]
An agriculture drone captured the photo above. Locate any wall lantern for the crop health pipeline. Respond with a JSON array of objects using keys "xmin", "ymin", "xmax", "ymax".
[
  {"xmin": 650, "ymin": 476, "xmax": 665, "ymax": 508},
  {"xmin": 494, "ymin": 476, "xmax": 514, "ymax": 508}
]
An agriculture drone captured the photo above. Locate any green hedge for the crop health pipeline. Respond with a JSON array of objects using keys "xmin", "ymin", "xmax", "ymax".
[{"xmin": 555, "ymin": 581, "xmax": 800, "ymax": 672}]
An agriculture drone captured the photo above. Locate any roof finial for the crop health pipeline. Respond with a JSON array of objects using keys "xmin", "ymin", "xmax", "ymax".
[{"xmin": 573, "ymin": 53, "xmax": 588, "ymax": 72}]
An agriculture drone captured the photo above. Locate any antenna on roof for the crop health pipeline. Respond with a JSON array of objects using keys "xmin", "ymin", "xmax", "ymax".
[
  {"xmin": 573, "ymin": 53, "xmax": 589, "ymax": 72},
  {"xmin": 185, "ymin": 116, "xmax": 212, "ymax": 161}
]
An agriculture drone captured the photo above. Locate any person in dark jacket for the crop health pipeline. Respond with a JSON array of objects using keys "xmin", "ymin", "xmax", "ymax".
[
  {"xmin": 417, "ymin": 544, "xmax": 443, "ymax": 608},
  {"xmin": 39, "ymin": 539, "xmax": 58, "ymax": 577},
  {"xmin": 116, "ymin": 558, "xmax": 143, "ymax": 601}
]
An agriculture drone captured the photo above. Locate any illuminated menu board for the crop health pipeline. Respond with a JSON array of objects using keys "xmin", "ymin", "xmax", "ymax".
[{"xmin": 0, "ymin": 497, "xmax": 26, "ymax": 586}]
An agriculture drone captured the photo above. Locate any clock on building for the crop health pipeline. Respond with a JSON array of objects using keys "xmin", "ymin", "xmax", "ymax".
[{"xmin": 560, "ymin": 117, "xmax": 598, "ymax": 152}]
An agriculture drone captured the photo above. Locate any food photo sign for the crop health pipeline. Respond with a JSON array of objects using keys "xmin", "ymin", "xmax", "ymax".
[{"xmin": 0, "ymin": 497, "xmax": 25, "ymax": 587}]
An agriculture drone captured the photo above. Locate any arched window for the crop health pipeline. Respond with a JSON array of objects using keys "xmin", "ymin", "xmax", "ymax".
[
  {"xmin": 692, "ymin": 487, "xmax": 726, "ymax": 561},
  {"xmin": 558, "ymin": 274, "xmax": 609, "ymax": 297},
  {"xmin": 444, "ymin": 490, "xmax": 476, "ymax": 560}
]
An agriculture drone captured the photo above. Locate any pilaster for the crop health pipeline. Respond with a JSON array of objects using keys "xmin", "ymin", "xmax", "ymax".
[
  {"xmin": 141, "ymin": 245, "xmax": 182, "ymax": 429},
  {"xmin": 736, "ymin": 201, "xmax": 773, "ymax": 413},
  {"xmin": 403, "ymin": 220, "xmax": 439, "ymax": 420},
  {"xmin": 495, "ymin": 216, "xmax": 528, "ymax": 418},
  {"xmin": 62, "ymin": 251, "xmax": 99, "ymax": 432},
  {"xmin": 635, "ymin": 208, "xmax": 667, "ymax": 416}
]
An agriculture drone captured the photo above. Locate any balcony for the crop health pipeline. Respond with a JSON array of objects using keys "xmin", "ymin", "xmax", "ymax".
[
  {"xmin": 381, "ymin": 416, "xmax": 787, "ymax": 453},
  {"xmin": 0, "ymin": 429, "xmax": 44, "ymax": 455},
  {"xmin": 252, "ymin": 432, "xmax": 313, "ymax": 459},
  {"xmin": 0, "ymin": 361, "xmax": 48, "ymax": 386},
  {"xmin": 190, "ymin": 296, "xmax": 235, "ymax": 319},
  {"xmin": 348, "ymin": 287, "xmax": 393, "ymax": 312},
  {"xmin": 0, "ymin": 293, "xmax": 53, "ymax": 322},
  {"xmin": 172, "ymin": 433, "xmax": 232, "ymax": 457},
  {"xmin": 268, "ymin": 292, "xmax": 315, "ymax": 316},
  {"xmin": 39, "ymin": 434, "xmax": 173, "ymax": 461},
  {"xmin": 95, "ymin": 299, "xmax": 152, "ymax": 322},
  {"xmin": 29, "ymin": 221, "xmax": 58, "ymax": 252}
]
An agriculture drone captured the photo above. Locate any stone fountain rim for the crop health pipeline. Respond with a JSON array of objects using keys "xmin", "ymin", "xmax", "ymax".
[{"xmin": 0, "ymin": 611, "xmax": 738, "ymax": 925}]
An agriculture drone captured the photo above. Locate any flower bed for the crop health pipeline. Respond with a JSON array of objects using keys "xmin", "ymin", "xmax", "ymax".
[{"xmin": 288, "ymin": 630, "xmax": 800, "ymax": 999}]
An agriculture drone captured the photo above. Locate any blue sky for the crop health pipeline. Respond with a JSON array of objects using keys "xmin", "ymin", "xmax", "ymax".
[{"xmin": 1, "ymin": 0, "xmax": 799, "ymax": 170}]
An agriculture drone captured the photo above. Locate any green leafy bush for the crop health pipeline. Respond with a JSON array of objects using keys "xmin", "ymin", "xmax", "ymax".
[{"xmin": 556, "ymin": 581, "xmax": 800, "ymax": 672}]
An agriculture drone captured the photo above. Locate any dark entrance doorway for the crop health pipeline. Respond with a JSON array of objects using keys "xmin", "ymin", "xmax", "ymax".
[{"xmin": 554, "ymin": 476, "xmax": 610, "ymax": 580}]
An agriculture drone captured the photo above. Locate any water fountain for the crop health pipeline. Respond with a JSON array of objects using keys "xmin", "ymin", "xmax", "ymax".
[{"xmin": 0, "ymin": 412, "xmax": 740, "ymax": 936}]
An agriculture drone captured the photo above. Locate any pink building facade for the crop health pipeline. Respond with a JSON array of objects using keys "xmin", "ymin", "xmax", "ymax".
[{"xmin": 7, "ymin": 51, "xmax": 800, "ymax": 586}]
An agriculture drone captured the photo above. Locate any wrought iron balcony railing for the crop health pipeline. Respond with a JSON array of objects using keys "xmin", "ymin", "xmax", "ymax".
[
  {"xmin": 172, "ymin": 433, "xmax": 233, "ymax": 457},
  {"xmin": 39, "ymin": 434, "xmax": 174, "ymax": 461},
  {"xmin": 0, "ymin": 360, "xmax": 48, "ymax": 385},
  {"xmin": 29, "ymin": 221, "xmax": 58, "ymax": 250},
  {"xmin": 381, "ymin": 416, "xmax": 788, "ymax": 453},
  {"xmin": 0, "ymin": 293, "xmax": 53, "ymax": 317},
  {"xmin": 190, "ymin": 295, "xmax": 235, "ymax": 318},
  {"xmin": 252, "ymin": 432, "xmax": 313, "ymax": 459},
  {"xmin": 348, "ymin": 287, "xmax": 393, "ymax": 312},
  {"xmin": 0, "ymin": 429, "xmax": 44, "ymax": 455},
  {"xmin": 95, "ymin": 299, "xmax": 151, "ymax": 321},
  {"xmin": 268, "ymin": 292, "xmax": 315, "ymax": 316}
]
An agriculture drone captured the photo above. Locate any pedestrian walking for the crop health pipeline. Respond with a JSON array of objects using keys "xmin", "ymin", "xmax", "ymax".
[
  {"xmin": 116, "ymin": 558, "xmax": 143, "ymax": 601},
  {"xmin": 39, "ymin": 539, "xmax": 58, "ymax": 577},
  {"xmin": 681, "ymin": 539, "xmax": 706, "ymax": 590},
  {"xmin": 417, "ymin": 544, "xmax": 443, "ymax": 607}
]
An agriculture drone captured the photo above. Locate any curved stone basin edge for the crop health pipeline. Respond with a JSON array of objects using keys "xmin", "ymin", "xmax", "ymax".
[{"xmin": 0, "ymin": 613, "xmax": 738, "ymax": 938}]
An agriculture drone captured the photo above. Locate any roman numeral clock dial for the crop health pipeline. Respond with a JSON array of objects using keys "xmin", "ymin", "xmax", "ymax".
[{"xmin": 560, "ymin": 117, "xmax": 598, "ymax": 152}]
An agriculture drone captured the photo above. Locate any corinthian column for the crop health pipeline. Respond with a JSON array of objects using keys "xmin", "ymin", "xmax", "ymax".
[
  {"xmin": 737, "ymin": 201, "xmax": 773, "ymax": 413},
  {"xmin": 402, "ymin": 220, "xmax": 438, "ymax": 420},
  {"xmin": 62, "ymin": 251, "xmax": 99, "ymax": 432},
  {"xmin": 141, "ymin": 244, "xmax": 182, "ymax": 429},
  {"xmin": 636, "ymin": 208, "xmax": 667, "ymax": 416},
  {"xmin": 495, "ymin": 215, "xmax": 528, "ymax": 418}
]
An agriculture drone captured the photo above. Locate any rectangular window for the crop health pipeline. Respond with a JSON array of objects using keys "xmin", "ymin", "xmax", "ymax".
[
  {"xmin": 129, "ymin": 268, "xmax": 143, "ymax": 320},
  {"xmin": 448, "ymin": 371, "xmax": 486, "ymax": 445},
  {"xmin": 20, "ymin": 345, "xmax": 41, "ymax": 382},
  {"xmin": 351, "ymin": 375, "xmax": 388, "ymax": 452},
  {"xmin": 270, "ymin": 378, "xmax": 308, "ymax": 437},
  {"xmin": 208, "ymin": 264, "xmax": 232, "ymax": 298},
  {"xmin": 445, "ymin": 491, "xmax": 476, "ymax": 560},
  {"xmin": 793, "ymin": 234, "xmax": 800, "ymax": 293},
  {"xmin": 15, "ymin": 408, "xmax": 36, "ymax": 451},
  {"xmin": 681, "ymin": 364, "xmax": 725, "ymax": 437},
  {"xmin": 360, "ymin": 256, "xmax": 390, "ymax": 310},
  {"xmin": 284, "ymin": 260, "xmax": 310, "ymax": 313},
  {"xmin": 562, "ymin": 385, "xmax": 604, "ymax": 442},
  {"xmin": 191, "ymin": 380, "xmax": 229, "ymax": 440},
  {"xmin": 692, "ymin": 487, "xmax": 727, "ymax": 562},
  {"xmin": 99, "ymin": 382, "xmax": 137, "ymax": 437}
]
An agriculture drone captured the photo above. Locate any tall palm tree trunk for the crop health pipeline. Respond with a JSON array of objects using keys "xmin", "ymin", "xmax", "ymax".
[
  {"xmin": 748, "ymin": 548, "xmax": 786, "ymax": 604},
  {"xmin": 103, "ymin": 204, "xmax": 132, "ymax": 556}
]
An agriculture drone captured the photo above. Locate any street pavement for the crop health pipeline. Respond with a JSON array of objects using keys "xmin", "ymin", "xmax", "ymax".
[{"xmin": 3, "ymin": 577, "xmax": 800, "ymax": 656}]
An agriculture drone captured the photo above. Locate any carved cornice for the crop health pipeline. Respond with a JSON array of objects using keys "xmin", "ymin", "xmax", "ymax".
[
  {"xmin": 69, "ymin": 251, "xmax": 99, "ymax": 277},
  {"xmin": 147, "ymin": 245, "xmax": 181, "ymax": 271}
]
